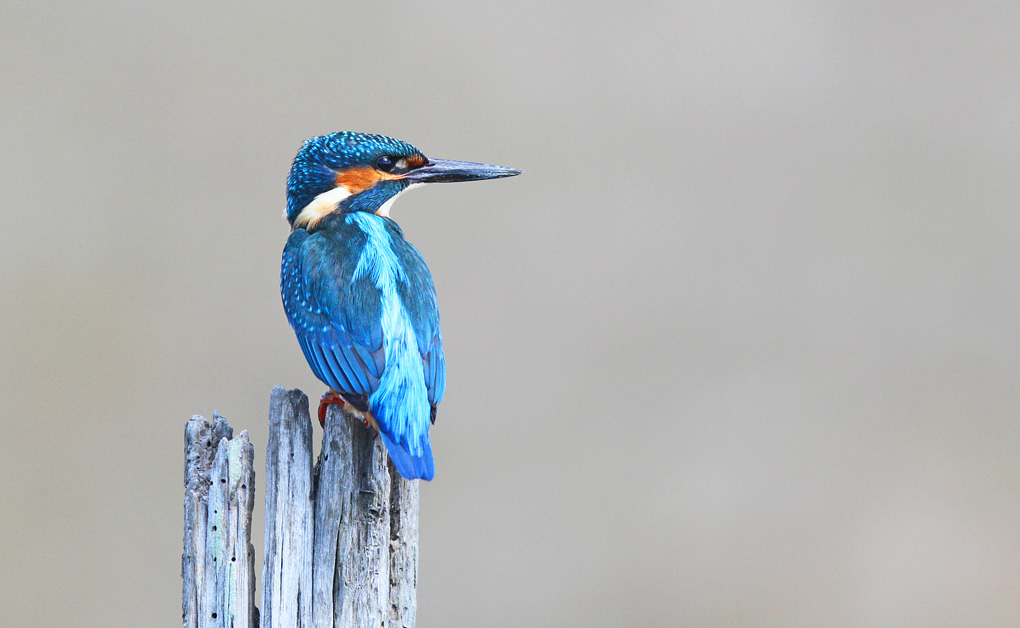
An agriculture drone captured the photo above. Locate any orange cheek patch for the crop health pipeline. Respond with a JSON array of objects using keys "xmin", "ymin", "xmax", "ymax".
[{"xmin": 335, "ymin": 166, "xmax": 388, "ymax": 194}]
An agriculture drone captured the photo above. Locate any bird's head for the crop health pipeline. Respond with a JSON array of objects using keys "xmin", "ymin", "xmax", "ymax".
[{"xmin": 285, "ymin": 131, "xmax": 521, "ymax": 230}]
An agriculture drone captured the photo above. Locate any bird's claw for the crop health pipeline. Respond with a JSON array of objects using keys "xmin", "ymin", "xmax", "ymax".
[{"xmin": 318, "ymin": 391, "xmax": 346, "ymax": 427}]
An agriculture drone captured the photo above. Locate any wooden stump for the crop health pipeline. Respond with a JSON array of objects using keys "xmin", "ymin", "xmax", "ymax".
[
  {"xmin": 182, "ymin": 413, "xmax": 257, "ymax": 628},
  {"xmin": 184, "ymin": 387, "xmax": 419, "ymax": 628}
]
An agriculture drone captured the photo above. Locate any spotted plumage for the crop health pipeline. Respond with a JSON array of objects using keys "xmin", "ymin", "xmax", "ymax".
[{"xmin": 281, "ymin": 131, "xmax": 520, "ymax": 480}]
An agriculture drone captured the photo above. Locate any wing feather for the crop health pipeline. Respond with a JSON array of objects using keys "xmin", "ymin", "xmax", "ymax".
[
  {"xmin": 283, "ymin": 221, "xmax": 445, "ymax": 418},
  {"xmin": 282, "ymin": 229, "xmax": 382, "ymax": 397}
]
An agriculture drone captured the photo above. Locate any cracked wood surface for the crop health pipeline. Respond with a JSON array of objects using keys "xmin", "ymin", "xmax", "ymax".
[
  {"xmin": 184, "ymin": 387, "xmax": 419, "ymax": 628},
  {"xmin": 182, "ymin": 413, "xmax": 257, "ymax": 628}
]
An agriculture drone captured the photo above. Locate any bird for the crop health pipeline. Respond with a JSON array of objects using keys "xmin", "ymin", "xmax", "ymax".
[{"xmin": 280, "ymin": 131, "xmax": 520, "ymax": 481}]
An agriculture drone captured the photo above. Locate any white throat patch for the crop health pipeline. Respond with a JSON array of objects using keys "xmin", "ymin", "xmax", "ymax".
[{"xmin": 291, "ymin": 185, "xmax": 354, "ymax": 228}]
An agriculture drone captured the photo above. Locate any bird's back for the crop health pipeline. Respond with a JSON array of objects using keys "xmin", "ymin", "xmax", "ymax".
[{"xmin": 282, "ymin": 212, "xmax": 444, "ymax": 480}]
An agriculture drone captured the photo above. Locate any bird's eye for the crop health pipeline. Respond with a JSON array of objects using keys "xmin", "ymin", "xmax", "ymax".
[{"xmin": 375, "ymin": 156, "xmax": 395, "ymax": 172}]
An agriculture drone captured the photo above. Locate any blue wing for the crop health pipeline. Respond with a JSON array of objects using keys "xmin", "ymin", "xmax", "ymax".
[
  {"xmin": 281, "ymin": 228, "xmax": 385, "ymax": 398},
  {"xmin": 392, "ymin": 236, "xmax": 446, "ymax": 413},
  {"xmin": 281, "ymin": 220, "xmax": 446, "ymax": 480}
]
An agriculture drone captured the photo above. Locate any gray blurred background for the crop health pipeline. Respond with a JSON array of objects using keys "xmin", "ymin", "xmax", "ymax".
[{"xmin": 2, "ymin": 2, "xmax": 1019, "ymax": 626}]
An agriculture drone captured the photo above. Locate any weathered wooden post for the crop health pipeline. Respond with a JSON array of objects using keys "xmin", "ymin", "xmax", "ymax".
[
  {"xmin": 182, "ymin": 413, "xmax": 257, "ymax": 628},
  {"xmin": 183, "ymin": 387, "xmax": 419, "ymax": 628}
]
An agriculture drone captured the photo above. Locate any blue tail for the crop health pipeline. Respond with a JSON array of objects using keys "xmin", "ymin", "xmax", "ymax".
[{"xmin": 379, "ymin": 431, "xmax": 435, "ymax": 481}]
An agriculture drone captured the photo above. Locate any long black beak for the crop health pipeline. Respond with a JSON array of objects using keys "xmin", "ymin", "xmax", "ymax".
[{"xmin": 403, "ymin": 159, "xmax": 521, "ymax": 184}]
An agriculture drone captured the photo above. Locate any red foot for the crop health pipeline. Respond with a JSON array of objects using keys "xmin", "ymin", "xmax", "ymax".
[{"xmin": 318, "ymin": 391, "xmax": 346, "ymax": 427}]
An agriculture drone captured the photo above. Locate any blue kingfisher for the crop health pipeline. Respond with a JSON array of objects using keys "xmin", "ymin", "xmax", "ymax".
[{"xmin": 281, "ymin": 131, "xmax": 520, "ymax": 480}]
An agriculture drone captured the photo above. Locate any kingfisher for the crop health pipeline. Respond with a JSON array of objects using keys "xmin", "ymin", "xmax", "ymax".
[{"xmin": 281, "ymin": 131, "xmax": 520, "ymax": 481}]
